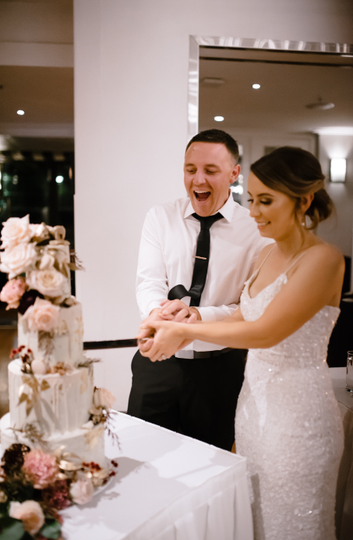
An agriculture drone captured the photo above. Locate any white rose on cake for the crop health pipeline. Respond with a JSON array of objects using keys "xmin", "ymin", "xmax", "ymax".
[
  {"xmin": 23, "ymin": 297, "xmax": 60, "ymax": 332},
  {"xmin": 27, "ymin": 268, "xmax": 69, "ymax": 298},
  {"xmin": 0, "ymin": 243, "xmax": 37, "ymax": 279},
  {"xmin": 0, "ymin": 215, "xmax": 32, "ymax": 248}
]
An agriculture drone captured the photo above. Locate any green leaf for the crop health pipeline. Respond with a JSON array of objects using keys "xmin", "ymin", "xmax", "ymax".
[
  {"xmin": 0, "ymin": 518, "xmax": 26, "ymax": 540},
  {"xmin": 39, "ymin": 517, "xmax": 62, "ymax": 539}
]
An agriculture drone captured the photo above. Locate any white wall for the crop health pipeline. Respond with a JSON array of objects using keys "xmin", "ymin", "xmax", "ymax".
[{"xmin": 74, "ymin": 0, "xmax": 353, "ymax": 410}]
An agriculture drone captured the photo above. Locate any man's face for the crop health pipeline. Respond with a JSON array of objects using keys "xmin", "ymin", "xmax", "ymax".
[{"xmin": 184, "ymin": 142, "xmax": 240, "ymax": 217}]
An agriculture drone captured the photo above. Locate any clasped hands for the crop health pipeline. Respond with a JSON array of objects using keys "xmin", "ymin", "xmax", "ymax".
[{"xmin": 137, "ymin": 299, "xmax": 199, "ymax": 362}]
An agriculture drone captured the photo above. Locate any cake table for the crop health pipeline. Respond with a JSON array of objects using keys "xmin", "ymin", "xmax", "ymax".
[{"xmin": 60, "ymin": 412, "xmax": 253, "ymax": 540}]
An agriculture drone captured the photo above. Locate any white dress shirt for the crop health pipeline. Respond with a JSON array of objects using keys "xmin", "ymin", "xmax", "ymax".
[{"xmin": 136, "ymin": 192, "xmax": 271, "ymax": 352}]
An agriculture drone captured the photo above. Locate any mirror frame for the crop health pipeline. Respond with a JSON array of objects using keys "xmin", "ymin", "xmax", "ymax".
[{"xmin": 187, "ymin": 35, "xmax": 353, "ymax": 141}]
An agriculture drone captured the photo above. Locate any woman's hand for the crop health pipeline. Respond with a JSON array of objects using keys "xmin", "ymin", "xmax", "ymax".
[{"xmin": 137, "ymin": 320, "xmax": 192, "ymax": 362}]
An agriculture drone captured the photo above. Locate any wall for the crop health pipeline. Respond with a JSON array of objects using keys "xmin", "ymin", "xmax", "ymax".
[{"xmin": 74, "ymin": 0, "xmax": 353, "ymax": 410}]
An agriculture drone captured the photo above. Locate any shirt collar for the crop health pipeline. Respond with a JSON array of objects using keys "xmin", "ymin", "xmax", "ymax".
[{"xmin": 184, "ymin": 191, "xmax": 235, "ymax": 223}]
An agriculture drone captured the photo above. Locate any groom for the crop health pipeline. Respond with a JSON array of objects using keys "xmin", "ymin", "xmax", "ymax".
[{"xmin": 127, "ymin": 129, "xmax": 269, "ymax": 450}]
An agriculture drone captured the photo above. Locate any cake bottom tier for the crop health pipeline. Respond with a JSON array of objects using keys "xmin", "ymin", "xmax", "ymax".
[{"xmin": 0, "ymin": 413, "xmax": 107, "ymax": 468}]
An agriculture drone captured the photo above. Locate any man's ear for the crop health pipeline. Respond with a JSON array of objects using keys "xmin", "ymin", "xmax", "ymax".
[{"xmin": 230, "ymin": 164, "xmax": 241, "ymax": 184}]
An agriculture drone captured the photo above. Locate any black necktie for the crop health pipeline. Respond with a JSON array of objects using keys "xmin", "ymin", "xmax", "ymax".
[{"xmin": 168, "ymin": 213, "xmax": 223, "ymax": 307}]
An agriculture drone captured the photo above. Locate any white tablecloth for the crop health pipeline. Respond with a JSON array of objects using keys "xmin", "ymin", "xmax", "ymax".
[
  {"xmin": 61, "ymin": 413, "xmax": 253, "ymax": 540},
  {"xmin": 330, "ymin": 367, "xmax": 353, "ymax": 540}
]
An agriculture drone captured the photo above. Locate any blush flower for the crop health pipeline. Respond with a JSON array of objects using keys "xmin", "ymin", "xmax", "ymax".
[
  {"xmin": 0, "ymin": 242, "xmax": 37, "ymax": 279},
  {"xmin": 23, "ymin": 449, "xmax": 59, "ymax": 489},
  {"xmin": 9, "ymin": 500, "xmax": 45, "ymax": 535},
  {"xmin": 22, "ymin": 297, "xmax": 60, "ymax": 332},
  {"xmin": 26, "ymin": 268, "xmax": 69, "ymax": 298},
  {"xmin": 70, "ymin": 475, "xmax": 94, "ymax": 505},
  {"xmin": 0, "ymin": 277, "xmax": 27, "ymax": 309},
  {"xmin": 0, "ymin": 215, "xmax": 32, "ymax": 249}
]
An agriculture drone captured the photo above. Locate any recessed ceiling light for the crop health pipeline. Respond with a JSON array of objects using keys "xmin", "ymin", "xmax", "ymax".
[
  {"xmin": 252, "ymin": 84, "xmax": 261, "ymax": 89},
  {"xmin": 214, "ymin": 116, "xmax": 224, "ymax": 122},
  {"xmin": 17, "ymin": 110, "xmax": 25, "ymax": 115}
]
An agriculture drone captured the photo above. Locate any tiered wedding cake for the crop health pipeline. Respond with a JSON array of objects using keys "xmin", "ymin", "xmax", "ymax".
[{"xmin": 0, "ymin": 215, "xmax": 114, "ymax": 469}]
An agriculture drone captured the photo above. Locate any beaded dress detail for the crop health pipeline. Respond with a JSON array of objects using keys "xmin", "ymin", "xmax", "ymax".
[{"xmin": 235, "ymin": 257, "xmax": 344, "ymax": 540}]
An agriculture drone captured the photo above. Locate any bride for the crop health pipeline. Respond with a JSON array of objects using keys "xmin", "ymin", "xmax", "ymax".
[{"xmin": 137, "ymin": 146, "xmax": 344, "ymax": 540}]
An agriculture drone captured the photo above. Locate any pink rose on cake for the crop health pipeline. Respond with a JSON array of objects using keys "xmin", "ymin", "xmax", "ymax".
[
  {"xmin": 9, "ymin": 500, "xmax": 45, "ymax": 535},
  {"xmin": 23, "ymin": 449, "xmax": 59, "ymax": 489},
  {"xmin": 23, "ymin": 297, "xmax": 60, "ymax": 332},
  {"xmin": 0, "ymin": 214, "xmax": 32, "ymax": 249},
  {"xmin": 70, "ymin": 473, "xmax": 94, "ymax": 505},
  {"xmin": 0, "ymin": 277, "xmax": 27, "ymax": 309},
  {"xmin": 93, "ymin": 387, "xmax": 116, "ymax": 409},
  {"xmin": 0, "ymin": 242, "xmax": 37, "ymax": 279},
  {"xmin": 26, "ymin": 268, "xmax": 69, "ymax": 299}
]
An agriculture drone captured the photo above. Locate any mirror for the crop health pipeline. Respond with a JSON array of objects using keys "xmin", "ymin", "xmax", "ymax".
[{"xmin": 188, "ymin": 36, "xmax": 353, "ymax": 264}]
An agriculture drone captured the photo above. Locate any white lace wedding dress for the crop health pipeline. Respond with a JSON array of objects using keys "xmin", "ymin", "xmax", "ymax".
[{"xmin": 236, "ymin": 264, "xmax": 344, "ymax": 540}]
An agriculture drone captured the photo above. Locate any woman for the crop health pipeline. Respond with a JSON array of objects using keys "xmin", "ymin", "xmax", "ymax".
[{"xmin": 137, "ymin": 147, "xmax": 344, "ymax": 540}]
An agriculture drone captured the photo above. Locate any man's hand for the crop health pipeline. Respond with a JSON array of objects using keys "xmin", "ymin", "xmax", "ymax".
[
  {"xmin": 137, "ymin": 300, "xmax": 199, "ymax": 356},
  {"xmin": 159, "ymin": 299, "xmax": 201, "ymax": 323}
]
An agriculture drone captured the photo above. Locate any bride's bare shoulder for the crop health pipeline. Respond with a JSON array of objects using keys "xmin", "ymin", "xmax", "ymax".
[{"xmin": 301, "ymin": 242, "xmax": 344, "ymax": 274}]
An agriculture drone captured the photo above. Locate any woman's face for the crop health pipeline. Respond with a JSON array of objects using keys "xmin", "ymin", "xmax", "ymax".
[{"xmin": 247, "ymin": 172, "xmax": 299, "ymax": 241}]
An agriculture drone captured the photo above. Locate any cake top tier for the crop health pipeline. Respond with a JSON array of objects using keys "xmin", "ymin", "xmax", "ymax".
[{"xmin": 0, "ymin": 214, "xmax": 79, "ymax": 311}]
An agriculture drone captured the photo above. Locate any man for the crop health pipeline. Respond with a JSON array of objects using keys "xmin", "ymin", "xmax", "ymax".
[{"xmin": 127, "ymin": 129, "xmax": 269, "ymax": 450}]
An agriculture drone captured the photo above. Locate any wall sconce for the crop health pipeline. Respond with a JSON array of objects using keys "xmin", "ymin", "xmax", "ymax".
[{"xmin": 330, "ymin": 158, "xmax": 346, "ymax": 182}]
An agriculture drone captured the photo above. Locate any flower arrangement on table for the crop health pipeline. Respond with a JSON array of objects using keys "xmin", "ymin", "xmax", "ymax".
[{"xmin": 0, "ymin": 443, "xmax": 118, "ymax": 540}]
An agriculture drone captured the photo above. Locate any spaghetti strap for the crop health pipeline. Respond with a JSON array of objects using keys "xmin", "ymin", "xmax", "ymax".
[
  {"xmin": 256, "ymin": 244, "xmax": 276, "ymax": 274},
  {"xmin": 284, "ymin": 250, "xmax": 308, "ymax": 275}
]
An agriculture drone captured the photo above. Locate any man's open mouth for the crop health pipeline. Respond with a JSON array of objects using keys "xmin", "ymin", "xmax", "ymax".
[{"xmin": 194, "ymin": 191, "xmax": 211, "ymax": 201}]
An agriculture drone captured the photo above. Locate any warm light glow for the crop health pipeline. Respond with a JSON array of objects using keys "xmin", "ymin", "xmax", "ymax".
[
  {"xmin": 330, "ymin": 158, "xmax": 346, "ymax": 182},
  {"xmin": 231, "ymin": 185, "xmax": 244, "ymax": 195},
  {"xmin": 55, "ymin": 175, "xmax": 64, "ymax": 184},
  {"xmin": 252, "ymin": 83, "xmax": 261, "ymax": 89},
  {"xmin": 17, "ymin": 110, "xmax": 25, "ymax": 116},
  {"xmin": 214, "ymin": 116, "xmax": 224, "ymax": 122}
]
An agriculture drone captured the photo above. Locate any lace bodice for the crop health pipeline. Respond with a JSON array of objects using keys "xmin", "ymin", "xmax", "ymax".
[{"xmin": 240, "ymin": 270, "xmax": 340, "ymax": 367}]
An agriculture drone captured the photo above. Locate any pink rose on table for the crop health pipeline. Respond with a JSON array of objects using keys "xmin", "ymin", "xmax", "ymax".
[
  {"xmin": 0, "ymin": 214, "xmax": 32, "ymax": 249},
  {"xmin": 0, "ymin": 243, "xmax": 37, "ymax": 279},
  {"xmin": 9, "ymin": 500, "xmax": 45, "ymax": 535},
  {"xmin": 23, "ymin": 297, "xmax": 60, "ymax": 332},
  {"xmin": 93, "ymin": 387, "xmax": 116, "ymax": 409},
  {"xmin": 23, "ymin": 449, "xmax": 59, "ymax": 489},
  {"xmin": 70, "ymin": 475, "xmax": 94, "ymax": 505},
  {"xmin": 0, "ymin": 277, "xmax": 27, "ymax": 309},
  {"xmin": 26, "ymin": 268, "xmax": 69, "ymax": 298}
]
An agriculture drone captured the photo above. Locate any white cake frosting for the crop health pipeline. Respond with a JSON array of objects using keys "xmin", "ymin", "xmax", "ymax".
[
  {"xmin": 8, "ymin": 359, "xmax": 93, "ymax": 435},
  {"xmin": 0, "ymin": 413, "xmax": 106, "ymax": 468},
  {"xmin": 17, "ymin": 302, "xmax": 85, "ymax": 368},
  {"xmin": 1, "ymin": 306, "xmax": 107, "ymax": 468}
]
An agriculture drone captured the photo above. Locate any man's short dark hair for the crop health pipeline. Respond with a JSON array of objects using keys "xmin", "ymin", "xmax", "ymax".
[{"xmin": 186, "ymin": 129, "xmax": 239, "ymax": 163}]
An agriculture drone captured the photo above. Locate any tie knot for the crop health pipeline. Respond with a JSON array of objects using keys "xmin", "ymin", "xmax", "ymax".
[{"xmin": 192, "ymin": 213, "xmax": 223, "ymax": 230}]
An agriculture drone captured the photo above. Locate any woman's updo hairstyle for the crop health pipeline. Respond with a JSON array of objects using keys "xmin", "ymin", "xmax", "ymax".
[{"xmin": 250, "ymin": 146, "xmax": 334, "ymax": 230}]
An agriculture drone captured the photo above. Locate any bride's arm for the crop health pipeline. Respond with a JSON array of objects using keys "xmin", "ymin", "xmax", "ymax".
[{"xmin": 138, "ymin": 244, "xmax": 344, "ymax": 362}]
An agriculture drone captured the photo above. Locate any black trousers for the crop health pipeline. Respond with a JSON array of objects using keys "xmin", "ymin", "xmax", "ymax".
[{"xmin": 127, "ymin": 348, "xmax": 246, "ymax": 451}]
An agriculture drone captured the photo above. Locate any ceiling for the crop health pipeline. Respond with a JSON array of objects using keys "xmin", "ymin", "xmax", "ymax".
[
  {"xmin": 199, "ymin": 47, "xmax": 353, "ymax": 134},
  {"xmin": 0, "ymin": 43, "xmax": 353, "ymax": 153}
]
